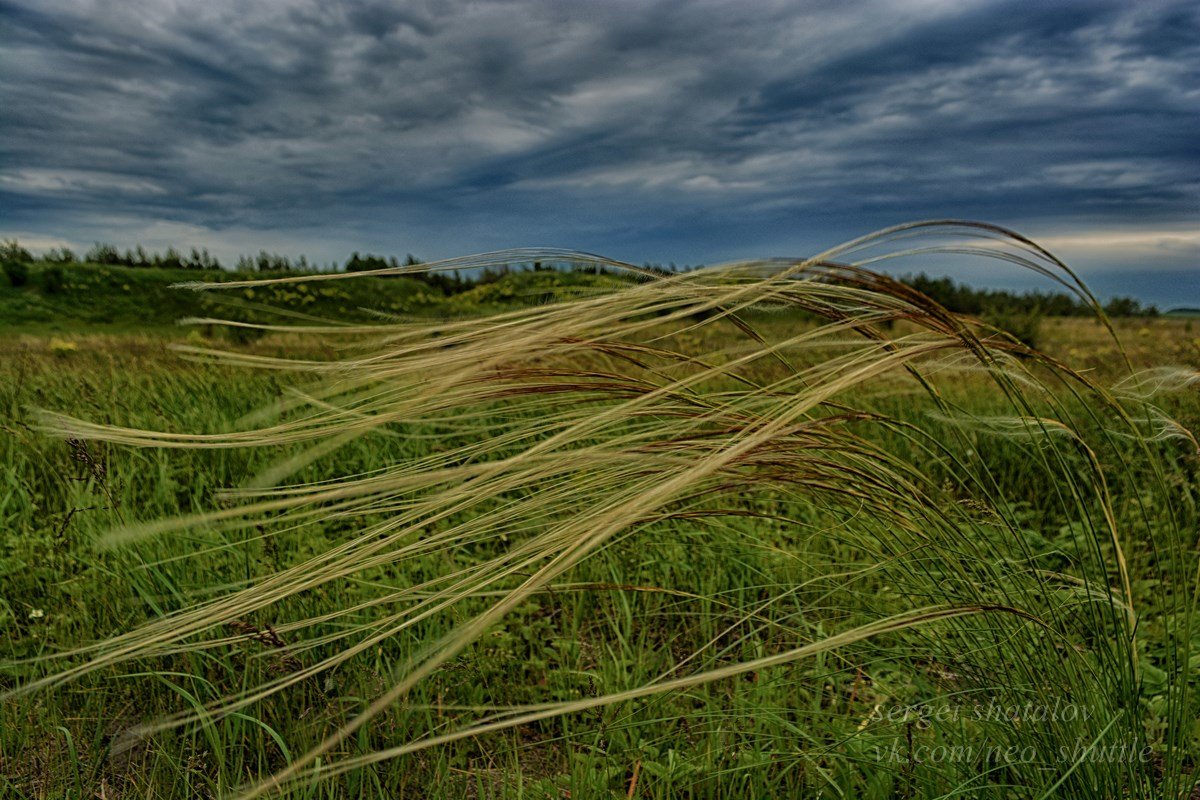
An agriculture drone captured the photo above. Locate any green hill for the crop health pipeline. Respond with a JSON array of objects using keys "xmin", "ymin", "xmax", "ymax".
[{"xmin": 0, "ymin": 261, "xmax": 625, "ymax": 335}]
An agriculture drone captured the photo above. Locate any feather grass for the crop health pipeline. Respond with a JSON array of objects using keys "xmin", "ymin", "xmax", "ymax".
[{"xmin": 12, "ymin": 221, "xmax": 1198, "ymax": 798}]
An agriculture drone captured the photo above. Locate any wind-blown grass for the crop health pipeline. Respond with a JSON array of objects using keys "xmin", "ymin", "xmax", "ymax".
[{"xmin": 9, "ymin": 221, "xmax": 1198, "ymax": 798}]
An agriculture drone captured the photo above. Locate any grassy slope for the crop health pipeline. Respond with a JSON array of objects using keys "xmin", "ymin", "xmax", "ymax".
[
  {"xmin": 1, "ymin": 256, "xmax": 1198, "ymax": 799},
  {"xmin": 0, "ymin": 262, "xmax": 627, "ymax": 335}
]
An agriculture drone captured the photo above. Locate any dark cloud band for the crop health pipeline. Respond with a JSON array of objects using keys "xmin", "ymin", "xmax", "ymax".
[{"xmin": 1, "ymin": 0, "xmax": 1197, "ymax": 304}]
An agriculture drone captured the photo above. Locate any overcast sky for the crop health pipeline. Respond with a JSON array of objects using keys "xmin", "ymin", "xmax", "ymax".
[{"xmin": 2, "ymin": 0, "xmax": 1197, "ymax": 305}]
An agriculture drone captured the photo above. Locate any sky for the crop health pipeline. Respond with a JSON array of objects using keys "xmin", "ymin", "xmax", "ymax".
[{"xmin": 2, "ymin": 0, "xmax": 1197, "ymax": 306}]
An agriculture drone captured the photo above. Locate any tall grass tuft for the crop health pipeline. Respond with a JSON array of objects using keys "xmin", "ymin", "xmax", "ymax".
[{"xmin": 13, "ymin": 221, "xmax": 1199, "ymax": 798}]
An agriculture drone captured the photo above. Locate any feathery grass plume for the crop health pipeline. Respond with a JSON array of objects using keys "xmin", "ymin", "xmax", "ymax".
[{"xmin": 16, "ymin": 221, "xmax": 1199, "ymax": 798}]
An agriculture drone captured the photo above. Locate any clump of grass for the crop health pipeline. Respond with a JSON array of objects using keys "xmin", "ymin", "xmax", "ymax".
[
  {"xmin": 2, "ymin": 259, "xmax": 28, "ymax": 288},
  {"xmin": 11, "ymin": 221, "xmax": 1199, "ymax": 798},
  {"xmin": 982, "ymin": 307, "xmax": 1042, "ymax": 349}
]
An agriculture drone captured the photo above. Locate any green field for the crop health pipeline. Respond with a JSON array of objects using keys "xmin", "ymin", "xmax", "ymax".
[{"xmin": 1, "ymin": 251, "xmax": 1198, "ymax": 798}]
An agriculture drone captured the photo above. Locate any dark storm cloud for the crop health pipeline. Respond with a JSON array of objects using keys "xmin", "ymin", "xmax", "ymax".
[{"xmin": 1, "ymin": 0, "xmax": 1197, "ymax": 302}]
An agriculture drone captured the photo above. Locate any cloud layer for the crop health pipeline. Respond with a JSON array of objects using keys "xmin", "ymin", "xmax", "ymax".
[{"xmin": 2, "ymin": 0, "xmax": 1197, "ymax": 302}]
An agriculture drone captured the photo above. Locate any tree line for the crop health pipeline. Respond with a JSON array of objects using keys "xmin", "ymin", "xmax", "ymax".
[
  {"xmin": 0, "ymin": 238, "xmax": 1158, "ymax": 316},
  {"xmin": 901, "ymin": 272, "xmax": 1158, "ymax": 318}
]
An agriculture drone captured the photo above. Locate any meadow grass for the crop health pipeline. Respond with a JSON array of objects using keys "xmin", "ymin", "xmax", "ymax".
[
  {"xmin": 0, "ymin": 260, "xmax": 625, "ymax": 336},
  {"xmin": 2, "ymin": 223, "xmax": 1198, "ymax": 799}
]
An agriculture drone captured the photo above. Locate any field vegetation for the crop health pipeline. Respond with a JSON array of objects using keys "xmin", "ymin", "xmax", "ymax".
[{"xmin": 1, "ymin": 223, "xmax": 1197, "ymax": 798}]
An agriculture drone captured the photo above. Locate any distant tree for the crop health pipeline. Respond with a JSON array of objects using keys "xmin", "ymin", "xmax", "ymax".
[
  {"xmin": 134, "ymin": 245, "xmax": 150, "ymax": 267},
  {"xmin": 184, "ymin": 247, "xmax": 203, "ymax": 270},
  {"xmin": 641, "ymin": 262, "xmax": 675, "ymax": 277},
  {"xmin": 85, "ymin": 242, "xmax": 123, "ymax": 265},
  {"xmin": 1, "ymin": 239, "xmax": 34, "ymax": 263},
  {"xmin": 1103, "ymin": 296, "xmax": 1156, "ymax": 317},
  {"xmin": 43, "ymin": 247, "xmax": 77, "ymax": 264},
  {"xmin": 255, "ymin": 250, "xmax": 291, "ymax": 271},
  {"xmin": 199, "ymin": 247, "xmax": 220, "ymax": 270},
  {"xmin": 161, "ymin": 247, "xmax": 183, "ymax": 270},
  {"xmin": 346, "ymin": 252, "xmax": 388, "ymax": 272}
]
